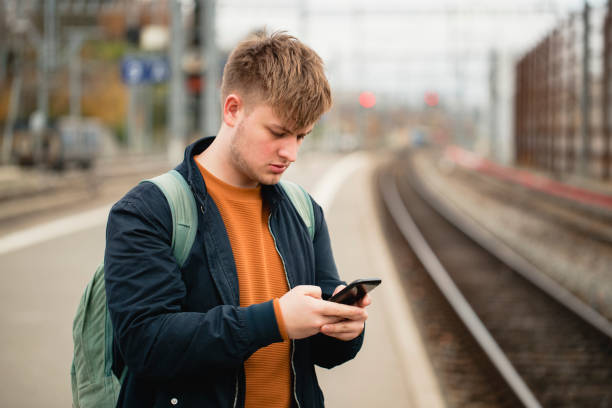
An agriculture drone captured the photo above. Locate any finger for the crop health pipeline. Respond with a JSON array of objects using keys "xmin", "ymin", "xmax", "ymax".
[
  {"xmin": 321, "ymin": 320, "xmax": 364, "ymax": 334},
  {"xmin": 320, "ymin": 315, "xmax": 344, "ymax": 326},
  {"xmin": 295, "ymin": 285, "xmax": 322, "ymax": 299},
  {"xmin": 321, "ymin": 321, "xmax": 365, "ymax": 339},
  {"xmin": 327, "ymin": 332, "xmax": 362, "ymax": 341},
  {"xmin": 321, "ymin": 301, "xmax": 368, "ymax": 321},
  {"xmin": 357, "ymin": 294, "xmax": 372, "ymax": 308},
  {"xmin": 332, "ymin": 285, "xmax": 346, "ymax": 296}
]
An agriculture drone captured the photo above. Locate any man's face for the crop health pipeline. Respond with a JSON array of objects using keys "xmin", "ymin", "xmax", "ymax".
[{"xmin": 229, "ymin": 103, "xmax": 314, "ymax": 186}]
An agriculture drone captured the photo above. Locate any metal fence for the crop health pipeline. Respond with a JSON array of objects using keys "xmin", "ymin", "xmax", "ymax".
[{"xmin": 515, "ymin": 2, "xmax": 612, "ymax": 180}]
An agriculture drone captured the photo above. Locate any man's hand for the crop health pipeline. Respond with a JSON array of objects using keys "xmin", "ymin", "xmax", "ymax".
[
  {"xmin": 319, "ymin": 284, "xmax": 371, "ymax": 341},
  {"xmin": 278, "ymin": 285, "xmax": 368, "ymax": 340}
]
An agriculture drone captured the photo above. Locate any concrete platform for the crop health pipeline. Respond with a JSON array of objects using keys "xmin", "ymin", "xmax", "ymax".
[
  {"xmin": 306, "ymin": 153, "xmax": 445, "ymax": 408},
  {"xmin": 0, "ymin": 149, "xmax": 445, "ymax": 407}
]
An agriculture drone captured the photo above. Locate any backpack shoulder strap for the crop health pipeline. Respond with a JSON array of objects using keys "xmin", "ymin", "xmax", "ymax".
[
  {"xmin": 71, "ymin": 170, "xmax": 198, "ymax": 408},
  {"xmin": 140, "ymin": 170, "xmax": 198, "ymax": 266},
  {"xmin": 279, "ymin": 180, "xmax": 315, "ymax": 240}
]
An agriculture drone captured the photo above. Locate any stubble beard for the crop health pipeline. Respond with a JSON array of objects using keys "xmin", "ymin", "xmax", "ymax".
[{"xmin": 229, "ymin": 121, "xmax": 279, "ymax": 186}]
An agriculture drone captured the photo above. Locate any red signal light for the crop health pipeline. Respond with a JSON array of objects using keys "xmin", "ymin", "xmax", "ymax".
[
  {"xmin": 187, "ymin": 74, "xmax": 202, "ymax": 94},
  {"xmin": 424, "ymin": 92, "xmax": 439, "ymax": 107},
  {"xmin": 359, "ymin": 92, "xmax": 376, "ymax": 109}
]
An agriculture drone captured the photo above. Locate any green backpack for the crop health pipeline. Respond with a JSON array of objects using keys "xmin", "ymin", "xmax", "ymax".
[{"xmin": 71, "ymin": 170, "xmax": 314, "ymax": 408}]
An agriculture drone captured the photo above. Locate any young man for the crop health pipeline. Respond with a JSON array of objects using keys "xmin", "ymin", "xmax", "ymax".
[{"xmin": 104, "ymin": 32, "xmax": 370, "ymax": 408}]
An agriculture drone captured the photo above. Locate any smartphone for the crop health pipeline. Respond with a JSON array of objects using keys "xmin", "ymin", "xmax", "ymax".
[{"xmin": 329, "ymin": 278, "xmax": 381, "ymax": 305}]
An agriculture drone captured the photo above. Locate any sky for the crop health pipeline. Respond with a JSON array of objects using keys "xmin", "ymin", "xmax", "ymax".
[{"xmin": 214, "ymin": 0, "xmax": 608, "ymax": 109}]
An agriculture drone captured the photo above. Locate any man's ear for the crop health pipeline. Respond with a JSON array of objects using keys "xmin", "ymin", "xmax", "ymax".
[{"xmin": 222, "ymin": 94, "xmax": 243, "ymax": 127}]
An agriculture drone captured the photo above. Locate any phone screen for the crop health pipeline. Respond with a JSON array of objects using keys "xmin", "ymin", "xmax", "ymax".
[{"xmin": 329, "ymin": 279, "xmax": 381, "ymax": 305}]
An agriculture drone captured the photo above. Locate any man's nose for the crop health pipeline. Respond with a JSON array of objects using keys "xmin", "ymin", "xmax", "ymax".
[{"xmin": 278, "ymin": 138, "xmax": 299, "ymax": 162}]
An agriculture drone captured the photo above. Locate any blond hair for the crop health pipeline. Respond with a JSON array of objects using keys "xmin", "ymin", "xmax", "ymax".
[{"xmin": 221, "ymin": 31, "xmax": 332, "ymax": 131}]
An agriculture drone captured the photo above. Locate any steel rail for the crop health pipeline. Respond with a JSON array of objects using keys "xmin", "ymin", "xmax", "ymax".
[
  {"xmin": 379, "ymin": 167, "xmax": 542, "ymax": 408},
  {"xmin": 406, "ymin": 158, "xmax": 612, "ymax": 341}
]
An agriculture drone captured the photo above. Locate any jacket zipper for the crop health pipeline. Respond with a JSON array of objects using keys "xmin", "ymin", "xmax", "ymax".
[
  {"xmin": 268, "ymin": 214, "xmax": 302, "ymax": 408},
  {"xmin": 232, "ymin": 375, "xmax": 238, "ymax": 408},
  {"xmin": 197, "ymin": 184, "xmax": 296, "ymax": 407}
]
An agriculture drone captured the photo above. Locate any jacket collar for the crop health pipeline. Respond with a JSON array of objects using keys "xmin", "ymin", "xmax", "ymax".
[{"xmin": 175, "ymin": 136, "xmax": 285, "ymax": 207}]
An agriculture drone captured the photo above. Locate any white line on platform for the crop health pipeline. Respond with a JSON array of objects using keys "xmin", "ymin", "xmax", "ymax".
[
  {"xmin": 0, "ymin": 151, "xmax": 369, "ymax": 256},
  {"xmin": 365, "ymin": 184, "xmax": 446, "ymax": 408},
  {"xmin": 311, "ymin": 152, "xmax": 370, "ymax": 213},
  {"xmin": 0, "ymin": 205, "xmax": 112, "ymax": 255}
]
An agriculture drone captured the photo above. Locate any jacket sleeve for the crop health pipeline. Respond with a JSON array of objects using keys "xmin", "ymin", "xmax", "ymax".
[
  {"xmin": 308, "ymin": 198, "xmax": 365, "ymax": 369},
  {"xmin": 104, "ymin": 183, "xmax": 282, "ymax": 381}
]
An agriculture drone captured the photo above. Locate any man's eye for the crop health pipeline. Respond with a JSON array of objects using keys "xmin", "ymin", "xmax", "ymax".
[{"xmin": 272, "ymin": 131, "xmax": 284, "ymax": 138}]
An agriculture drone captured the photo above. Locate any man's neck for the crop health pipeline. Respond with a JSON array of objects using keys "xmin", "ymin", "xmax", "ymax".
[{"xmin": 195, "ymin": 136, "xmax": 257, "ymax": 189}]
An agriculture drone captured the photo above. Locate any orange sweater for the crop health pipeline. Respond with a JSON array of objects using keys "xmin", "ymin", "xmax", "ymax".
[{"xmin": 196, "ymin": 161, "xmax": 291, "ymax": 408}]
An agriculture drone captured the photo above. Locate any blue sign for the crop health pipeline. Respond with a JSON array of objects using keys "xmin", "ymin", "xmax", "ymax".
[
  {"xmin": 148, "ymin": 58, "xmax": 170, "ymax": 83},
  {"xmin": 121, "ymin": 57, "xmax": 170, "ymax": 85}
]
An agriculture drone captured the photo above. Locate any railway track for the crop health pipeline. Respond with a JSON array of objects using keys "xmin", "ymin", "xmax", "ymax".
[
  {"xmin": 0, "ymin": 158, "xmax": 170, "ymax": 231},
  {"xmin": 378, "ymin": 154, "xmax": 612, "ymax": 407},
  {"xmin": 446, "ymin": 161, "xmax": 612, "ymax": 244}
]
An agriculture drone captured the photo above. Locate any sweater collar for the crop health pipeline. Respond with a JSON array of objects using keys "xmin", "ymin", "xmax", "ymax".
[{"xmin": 176, "ymin": 136, "xmax": 284, "ymax": 207}]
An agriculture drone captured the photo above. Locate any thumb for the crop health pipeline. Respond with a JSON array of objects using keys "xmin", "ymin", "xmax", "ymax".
[{"xmin": 294, "ymin": 285, "xmax": 322, "ymax": 299}]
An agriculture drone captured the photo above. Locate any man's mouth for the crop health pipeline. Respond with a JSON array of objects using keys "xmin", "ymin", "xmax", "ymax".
[{"xmin": 269, "ymin": 163, "xmax": 289, "ymax": 173}]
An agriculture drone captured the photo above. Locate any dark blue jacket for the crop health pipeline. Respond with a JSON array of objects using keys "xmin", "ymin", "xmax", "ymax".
[{"xmin": 104, "ymin": 137, "xmax": 364, "ymax": 407}]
